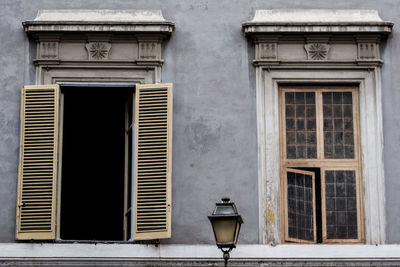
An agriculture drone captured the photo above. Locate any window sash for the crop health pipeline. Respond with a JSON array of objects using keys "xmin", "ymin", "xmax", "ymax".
[
  {"xmin": 321, "ymin": 167, "xmax": 363, "ymax": 243},
  {"xmin": 284, "ymin": 168, "xmax": 317, "ymax": 244}
]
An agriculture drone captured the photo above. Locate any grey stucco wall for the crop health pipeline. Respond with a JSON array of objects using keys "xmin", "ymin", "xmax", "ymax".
[{"xmin": 0, "ymin": 0, "xmax": 399, "ymax": 244}]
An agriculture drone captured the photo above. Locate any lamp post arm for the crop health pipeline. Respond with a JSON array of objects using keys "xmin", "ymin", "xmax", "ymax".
[{"xmin": 221, "ymin": 247, "xmax": 232, "ymax": 266}]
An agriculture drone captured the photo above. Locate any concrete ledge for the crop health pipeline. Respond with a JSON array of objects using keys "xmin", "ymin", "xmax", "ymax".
[
  {"xmin": 1, "ymin": 243, "xmax": 400, "ymax": 260},
  {"xmin": 1, "ymin": 258, "xmax": 400, "ymax": 266}
]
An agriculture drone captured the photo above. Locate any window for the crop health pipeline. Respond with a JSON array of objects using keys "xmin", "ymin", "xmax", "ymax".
[
  {"xmin": 16, "ymin": 83, "xmax": 172, "ymax": 241},
  {"xmin": 60, "ymin": 85, "xmax": 132, "ymax": 241},
  {"xmin": 280, "ymin": 86, "xmax": 363, "ymax": 243}
]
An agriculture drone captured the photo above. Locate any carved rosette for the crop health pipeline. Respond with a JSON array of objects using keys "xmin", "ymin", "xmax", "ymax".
[
  {"xmin": 304, "ymin": 43, "xmax": 330, "ymax": 60},
  {"xmin": 85, "ymin": 42, "xmax": 112, "ymax": 60}
]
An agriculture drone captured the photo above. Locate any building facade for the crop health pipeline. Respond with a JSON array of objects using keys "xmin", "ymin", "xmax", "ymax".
[{"xmin": 1, "ymin": 0, "xmax": 400, "ymax": 265}]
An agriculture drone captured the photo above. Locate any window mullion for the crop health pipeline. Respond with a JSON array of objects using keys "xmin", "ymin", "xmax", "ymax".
[
  {"xmin": 316, "ymin": 91, "xmax": 324, "ymax": 160},
  {"xmin": 353, "ymin": 89, "xmax": 361, "ymax": 162}
]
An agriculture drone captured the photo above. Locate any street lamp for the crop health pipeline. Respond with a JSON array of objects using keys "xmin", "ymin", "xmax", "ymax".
[{"xmin": 208, "ymin": 197, "xmax": 243, "ymax": 266}]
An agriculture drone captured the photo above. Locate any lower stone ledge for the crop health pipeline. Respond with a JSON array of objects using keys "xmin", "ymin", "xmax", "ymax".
[
  {"xmin": 1, "ymin": 244, "xmax": 400, "ymax": 266},
  {"xmin": 1, "ymin": 257, "xmax": 400, "ymax": 266}
]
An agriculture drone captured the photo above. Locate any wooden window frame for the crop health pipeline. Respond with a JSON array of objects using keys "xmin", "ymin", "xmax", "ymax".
[
  {"xmin": 123, "ymin": 93, "xmax": 135, "ymax": 241},
  {"xmin": 279, "ymin": 86, "xmax": 364, "ymax": 244}
]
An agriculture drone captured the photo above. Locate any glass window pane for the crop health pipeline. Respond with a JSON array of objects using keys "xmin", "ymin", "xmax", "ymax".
[
  {"xmin": 324, "ymin": 170, "xmax": 358, "ymax": 240},
  {"xmin": 322, "ymin": 92, "xmax": 355, "ymax": 159},
  {"xmin": 285, "ymin": 92, "xmax": 317, "ymax": 159}
]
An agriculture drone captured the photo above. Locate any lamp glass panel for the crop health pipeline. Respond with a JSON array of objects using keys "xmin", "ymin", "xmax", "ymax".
[
  {"xmin": 215, "ymin": 205, "xmax": 235, "ymax": 215},
  {"xmin": 212, "ymin": 219, "xmax": 236, "ymax": 244},
  {"xmin": 233, "ymin": 220, "xmax": 241, "ymax": 244}
]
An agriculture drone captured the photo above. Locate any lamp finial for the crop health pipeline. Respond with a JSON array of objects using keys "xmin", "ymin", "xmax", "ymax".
[{"xmin": 221, "ymin": 197, "xmax": 230, "ymax": 203}]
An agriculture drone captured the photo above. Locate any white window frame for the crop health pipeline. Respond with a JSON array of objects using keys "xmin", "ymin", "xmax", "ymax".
[{"xmin": 256, "ymin": 68, "xmax": 385, "ymax": 244}]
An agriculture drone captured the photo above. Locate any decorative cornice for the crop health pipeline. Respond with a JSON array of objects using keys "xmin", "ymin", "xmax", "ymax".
[
  {"xmin": 23, "ymin": 10, "xmax": 175, "ymax": 35},
  {"xmin": 243, "ymin": 10, "xmax": 393, "ymax": 36}
]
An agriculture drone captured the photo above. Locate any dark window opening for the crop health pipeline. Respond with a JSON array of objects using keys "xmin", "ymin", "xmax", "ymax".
[{"xmin": 60, "ymin": 87, "xmax": 132, "ymax": 241}]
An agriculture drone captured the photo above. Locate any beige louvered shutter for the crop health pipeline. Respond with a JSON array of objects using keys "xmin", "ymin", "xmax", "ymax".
[
  {"xmin": 134, "ymin": 83, "xmax": 172, "ymax": 240},
  {"xmin": 16, "ymin": 85, "xmax": 59, "ymax": 240}
]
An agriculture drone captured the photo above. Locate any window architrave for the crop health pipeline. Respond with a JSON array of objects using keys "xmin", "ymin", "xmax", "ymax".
[{"xmin": 255, "ymin": 69, "xmax": 385, "ymax": 245}]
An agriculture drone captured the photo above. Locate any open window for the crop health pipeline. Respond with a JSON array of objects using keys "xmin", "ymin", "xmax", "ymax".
[
  {"xmin": 280, "ymin": 86, "xmax": 363, "ymax": 243},
  {"xmin": 284, "ymin": 168, "xmax": 317, "ymax": 243},
  {"xmin": 16, "ymin": 83, "xmax": 172, "ymax": 241},
  {"xmin": 59, "ymin": 84, "xmax": 133, "ymax": 241}
]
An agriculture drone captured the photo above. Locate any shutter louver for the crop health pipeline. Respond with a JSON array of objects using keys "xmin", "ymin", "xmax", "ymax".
[
  {"xmin": 134, "ymin": 83, "xmax": 172, "ymax": 240},
  {"xmin": 16, "ymin": 85, "xmax": 59, "ymax": 240}
]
